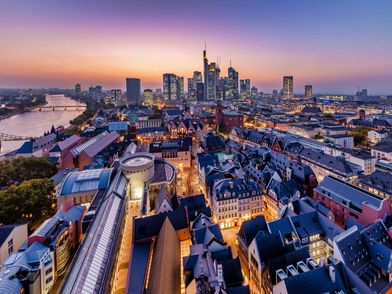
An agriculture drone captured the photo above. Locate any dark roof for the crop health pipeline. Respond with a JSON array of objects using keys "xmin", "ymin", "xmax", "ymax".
[
  {"xmin": 15, "ymin": 141, "xmax": 33, "ymax": 154},
  {"xmin": 237, "ymin": 216, "xmax": 268, "ymax": 246},
  {"xmin": 179, "ymin": 194, "xmax": 211, "ymax": 221},
  {"xmin": 220, "ymin": 257, "xmax": 243, "ymax": 288},
  {"xmin": 226, "ymin": 286, "xmax": 250, "ymax": 294},
  {"xmin": 282, "ymin": 264, "xmax": 347, "ymax": 294},
  {"xmin": 358, "ymin": 170, "xmax": 392, "ymax": 195},
  {"xmin": 299, "ymin": 147, "xmax": 358, "ymax": 175},
  {"xmin": 315, "ymin": 176, "xmax": 384, "ymax": 210},
  {"xmin": 204, "ymin": 134, "xmax": 225, "ymax": 151},
  {"xmin": 301, "ymin": 106, "xmax": 322, "ymax": 114},
  {"xmin": 133, "ymin": 208, "xmax": 188, "ymax": 242},
  {"xmin": 127, "ymin": 242, "xmax": 152, "ymax": 294},
  {"xmin": 149, "ymin": 137, "xmax": 192, "ymax": 153}
]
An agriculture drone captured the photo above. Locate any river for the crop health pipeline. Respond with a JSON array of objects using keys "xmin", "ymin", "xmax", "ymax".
[{"xmin": 0, "ymin": 94, "xmax": 86, "ymax": 155}]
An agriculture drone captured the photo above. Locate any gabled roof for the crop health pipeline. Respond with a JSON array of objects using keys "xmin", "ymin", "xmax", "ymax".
[{"xmin": 237, "ymin": 216, "xmax": 268, "ymax": 246}]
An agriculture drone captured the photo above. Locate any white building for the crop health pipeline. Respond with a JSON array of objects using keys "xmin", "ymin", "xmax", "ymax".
[
  {"xmin": 368, "ymin": 130, "xmax": 388, "ymax": 144},
  {"xmin": 324, "ymin": 134, "xmax": 354, "ymax": 149},
  {"xmin": 371, "ymin": 143, "xmax": 392, "ymax": 162}
]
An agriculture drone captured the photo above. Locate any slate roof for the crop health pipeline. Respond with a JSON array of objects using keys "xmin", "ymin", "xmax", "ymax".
[
  {"xmin": 299, "ymin": 147, "xmax": 359, "ymax": 176},
  {"xmin": 149, "ymin": 137, "xmax": 192, "ymax": 153},
  {"xmin": 179, "ymin": 194, "xmax": 211, "ymax": 221},
  {"xmin": 358, "ymin": 171, "xmax": 392, "ymax": 195},
  {"xmin": 133, "ymin": 208, "xmax": 188, "ymax": 242},
  {"xmin": 204, "ymin": 134, "xmax": 225, "ymax": 151},
  {"xmin": 301, "ymin": 107, "xmax": 322, "ymax": 114},
  {"xmin": 214, "ymin": 178, "xmax": 262, "ymax": 201},
  {"xmin": 280, "ymin": 264, "xmax": 348, "ymax": 294},
  {"xmin": 315, "ymin": 176, "xmax": 384, "ymax": 210},
  {"xmin": 237, "ymin": 216, "xmax": 268, "ymax": 247}
]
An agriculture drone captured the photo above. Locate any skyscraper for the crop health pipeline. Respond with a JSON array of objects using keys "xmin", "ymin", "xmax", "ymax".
[
  {"xmin": 176, "ymin": 76, "xmax": 185, "ymax": 99},
  {"xmin": 126, "ymin": 78, "xmax": 141, "ymax": 104},
  {"xmin": 240, "ymin": 79, "xmax": 251, "ymax": 98},
  {"xmin": 217, "ymin": 77, "xmax": 227, "ymax": 100},
  {"xmin": 203, "ymin": 48, "xmax": 209, "ymax": 100},
  {"xmin": 207, "ymin": 62, "xmax": 219, "ymax": 101},
  {"xmin": 283, "ymin": 76, "xmax": 294, "ymax": 99},
  {"xmin": 74, "ymin": 83, "xmax": 81, "ymax": 93},
  {"xmin": 163, "ymin": 73, "xmax": 177, "ymax": 100},
  {"xmin": 144, "ymin": 89, "xmax": 153, "ymax": 105},
  {"xmin": 111, "ymin": 89, "xmax": 122, "ymax": 102},
  {"xmin": 187, "ymin": 78, "xmax": 193, "ymax": 93},
  {"xmin": 227, "ymin": 65, "xmax": 239, "ymax": 99},
  {"xmin": 196, "ymin": 82, "xmax": 204, "ymax": 101},
  {"xmin": 251, "ymin": 86, "xmax": 258, "ymax": 98},
  {"xmin": 192, "ymin": 71, "xmax": 202, "ymax": 89},
  {"xmin": 305, "ymin": 85, "xmax": 313, "ymax": 98}
]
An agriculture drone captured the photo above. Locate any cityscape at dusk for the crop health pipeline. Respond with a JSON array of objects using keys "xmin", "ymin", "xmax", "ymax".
[
  {"xmin": 1, "ymin": 1, "xmax": 392, "ymax": 294},
  {"xmin": 1, "ymin": 0, "xmax": 392, "ymax": 93}
]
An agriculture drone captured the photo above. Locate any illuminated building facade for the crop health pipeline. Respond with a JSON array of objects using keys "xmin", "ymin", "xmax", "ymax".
[{"xmin": 283, "ymin": 76, "xmax": 294, "ymax": 99}]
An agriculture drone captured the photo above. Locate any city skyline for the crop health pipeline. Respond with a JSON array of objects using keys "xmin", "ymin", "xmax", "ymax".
[{"xmin": 0, "ymin": 0, "xmax": 392, "ymax": 94}]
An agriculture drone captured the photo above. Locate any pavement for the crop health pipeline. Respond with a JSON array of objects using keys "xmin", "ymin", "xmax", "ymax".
[
  {"xmin": 221, "ymin": 226, "xmax": 240, "ymax": 258},
  {"xmin": 111, "ymin": 201, "xmax": 141, "ymax": 294}
]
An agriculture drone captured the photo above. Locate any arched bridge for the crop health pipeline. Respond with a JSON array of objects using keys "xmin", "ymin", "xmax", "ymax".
[{"xmin": 0, "ymin": 132, "xmax": 37, "ymax": 141}]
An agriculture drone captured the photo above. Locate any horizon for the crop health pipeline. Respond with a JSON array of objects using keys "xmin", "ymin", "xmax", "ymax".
[{"xmin": 0, "ymin": 0, "xmax": 391, "ymax": 94}]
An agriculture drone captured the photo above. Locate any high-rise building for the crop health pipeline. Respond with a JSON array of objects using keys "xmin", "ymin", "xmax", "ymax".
[
  {"xmin": 187, "ymin": 78, "xmax": 193, "ymax": 93},
  {"xmin": 251, "ymin": 86, "xmax": 258, "ymax": 98},
  {"xmin": 227, "ymin": 65, "xmax": 239, "ymax": 99},
  {"xmin": 218, "ymin": 77, "xmax": 227, "ymax": 100},
  {"xmin": 196, "ymin": 82, "xmax": 204, "ymax": 101},
  {"xmin": 163, "ymin": 73, "xmax": 177, "ymax": 100},
  {"xmin": 75, "ymin": 83, "xmax": 81, "ymax": 93},
  {"xmin": 272, "ymin": 89, "xmax": 279, "ymax": 98},
  {"xmin": 283, "ymin": 76, "xmax": 294, "ymax": 99},
  {"xmin": 111, "ymin": 89, "xmax": 122, "ymax": 102},
  {"xmin": 126, "ymin": 78, "xmax": 141, "ymax": 104},
  {"xmin": 305, "ymin": 85, "xmax": 313, "ymax": 98},
  {"xmin": 192, "ymin": 71, "xmax": 202, "ymax": 89},
  {"xmin": 155, "ymin": 88, "xmax": 162, "ymax": 98},
  {"xmin": 207, "ymin": 62, "xmax": 219, "ymax": 101},
  {"xmin": 203, "ymin": 49, "xmax": 209, "ymax": 100},
  {"xmin": 176, "ymin": 76, "xmax": 184, "ymax": 100},
  {"xmin": 144, "ymin": 89, "xmax": 153, "ymax": 105},
  {"xmin": 240, "ymin": 79, "xmax": 251, "ymax": 98}
]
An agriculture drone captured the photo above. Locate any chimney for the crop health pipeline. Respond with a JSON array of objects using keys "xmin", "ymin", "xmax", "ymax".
[
  {"xmin": 229, "ymin": 181, "xmax": 234, "ymax": 189},
  {"xmin": 329, "ymin": 266, "xmax": 336, "ymax": 283}
]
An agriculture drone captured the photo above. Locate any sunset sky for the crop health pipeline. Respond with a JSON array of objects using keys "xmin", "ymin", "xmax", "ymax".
[{"xmin": 0, "ymin": 0, "xmax": 391, "ymax": 94}]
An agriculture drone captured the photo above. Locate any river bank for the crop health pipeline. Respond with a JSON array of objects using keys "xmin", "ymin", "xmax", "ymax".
[
  {"xmin": 0, "ymin": 94, "xmax": 86, "ymax": 155},
  {"xmin": 0, "ymin": 102, "xmax": 48, "ymax": 122}
]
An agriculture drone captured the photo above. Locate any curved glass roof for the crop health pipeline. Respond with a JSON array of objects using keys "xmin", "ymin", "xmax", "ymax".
[{"xmin": 59, "ymin": 168, "xmax": 113, "ymax": 196}]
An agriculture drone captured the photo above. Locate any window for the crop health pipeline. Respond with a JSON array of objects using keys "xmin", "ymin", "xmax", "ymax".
[
  {"xmin": 8, "ymin": 239, "xmax": 13, "ymax": 255},
  {"xmin": 46, "ymin": 276, "xmax": 53, "ymax": 284}
]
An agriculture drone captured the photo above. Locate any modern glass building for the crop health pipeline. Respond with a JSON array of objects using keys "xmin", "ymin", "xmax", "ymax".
[{"xmin": 126, "ymin": 78, "xmax": 141, "ymax": 105}]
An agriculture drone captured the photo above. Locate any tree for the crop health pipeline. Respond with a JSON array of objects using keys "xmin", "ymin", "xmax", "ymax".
[
  {"xmin": 0, "ymin": 157, "xmax": 57, "ymax": 188},
  {"xmin": 0, "ymin": 178, "xmax": 55, "ymax": 228},
  {"xmin": 351, "ymin": 127, "xmax": 369, "ymax": 146}
]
